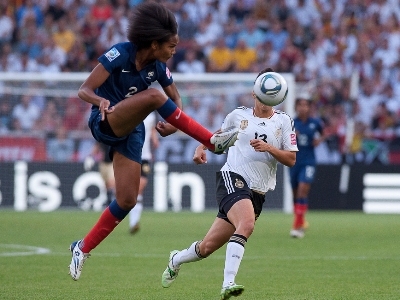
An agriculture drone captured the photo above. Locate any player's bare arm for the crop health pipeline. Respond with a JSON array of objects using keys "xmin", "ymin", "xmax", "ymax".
[
  {"xmin": 78, "ymin": 63, "xmax": 115, "ymax": 121},
  {"xmin": 157, "ymin": 83, "xmax": 182, "ymax": 136},
  {"xmin": 250, "ymin": 139, "xmax": 296, "ymax": 167}
]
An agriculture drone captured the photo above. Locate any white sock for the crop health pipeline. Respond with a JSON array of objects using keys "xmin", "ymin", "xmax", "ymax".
[
  {"xmin": 171, "ymin": 241, "xmax": 203, "ymax": 268},
  {"xmin": 222, "ymin": 235, "xmax": 246, "ymax": 287},
  {"xmin": 129, "ymin": 195, "xmax": 143, "ymax": 228}
]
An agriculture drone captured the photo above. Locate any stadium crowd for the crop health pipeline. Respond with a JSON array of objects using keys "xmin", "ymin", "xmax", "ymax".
[{"xmin": 1, "ymin": 0, "xmax": 400, "ymax": 164}]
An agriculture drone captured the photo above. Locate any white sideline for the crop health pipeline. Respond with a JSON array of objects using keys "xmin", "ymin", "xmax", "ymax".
[{"xmin": 0, "ymin": 244, "xmax": 51, "ymax": 257}]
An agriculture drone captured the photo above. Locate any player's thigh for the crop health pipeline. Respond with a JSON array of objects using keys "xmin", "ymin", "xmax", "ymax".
[
  {"xmin": 113, "ymin": 151, "xmax": 141, "ymax": 208},
  {"xmin": 227, "ymin": 199, "xmax": 255, "ymax": 232},
  {"xmin": 108, "ymin": 89, "xmax": 167, "ymax": 136},
  {"xmin": 201, "ymin": 218, "xmax": 235, "ymax": 256}
]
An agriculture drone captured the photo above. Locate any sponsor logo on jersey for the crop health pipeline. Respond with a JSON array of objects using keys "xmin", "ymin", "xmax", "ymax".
[
  {"xmin": 105, "ymin": 47, "xmax": 120, "ymax": 62},
  {"xmin": 166, "ymin": 67, "xmax": 171, "ymax": 79},
  {"xmin": 291, "ymin": 133, "xmax": 297, "ymax": 145},
  {"xmin": 235, "ymin": 178, "xmax": 244, "ymax": 188}
]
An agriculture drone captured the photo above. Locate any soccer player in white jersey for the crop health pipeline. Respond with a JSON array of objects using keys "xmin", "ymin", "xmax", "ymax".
[
  {"xmin": 161, "ymin": 68, "xmax": 298, "ymax": 299},
  {"xmin": 128, "ymin": 112, "xmax": 159, "ymax": 234}
]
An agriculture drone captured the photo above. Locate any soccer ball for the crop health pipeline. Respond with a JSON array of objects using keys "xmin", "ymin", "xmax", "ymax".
[{"xmin": 253, "ymin": 72, "xmax": 288, "ymax": 106}]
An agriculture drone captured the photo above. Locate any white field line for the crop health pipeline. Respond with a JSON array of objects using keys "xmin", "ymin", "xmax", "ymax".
[{"xmin": 1, "ymin": 245, "xmax": 397, "ymax": 261}]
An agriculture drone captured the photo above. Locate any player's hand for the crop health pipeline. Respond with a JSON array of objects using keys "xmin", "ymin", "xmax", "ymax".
[
  {"xmin": 193, "ymin": 145, "xmax": 207, "ymax": 164},
  {"xmin": 250, "ymin": 139, "xmax": 270, "ymax": 152},
  {"xmin": 99, "ymin": 98, "xmax": 114, "ymax": 121},
  {"xmin": 156, "ymin": 121, "xmax": 177, "ymax": 137}
]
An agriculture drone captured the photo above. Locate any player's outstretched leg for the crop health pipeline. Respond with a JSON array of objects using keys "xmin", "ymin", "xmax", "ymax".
[
  {"xmin": 68, "ymin": 240, "xmax": 90, "ymax": 280},
  {"xmin": 220, "ymin": 283, "xmax": 245, "ymax": 299},
  {"xmin": 161, "ymin": 250, "xmax": 180, "ymax": 288}
]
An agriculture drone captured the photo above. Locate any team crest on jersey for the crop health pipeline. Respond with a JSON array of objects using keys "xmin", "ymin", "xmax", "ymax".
[
  {"xmin": 240, "ymin": 120, "xmax": 248, "ymax": 130},
  {"xmin": 105, "ymin": 47, "xmax": 120, "ymax": 62},
  {"xmin": 235, "ymin": 178, "xmax": 244, "ymax": 189},
  {"xmin": 146, "ymin": 71, "xmax": 154, "ymax": 79}
]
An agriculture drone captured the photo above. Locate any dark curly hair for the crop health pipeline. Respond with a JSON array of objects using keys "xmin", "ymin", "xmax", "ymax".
[{"xmin": 127, "ymin": 2, "xmax": 178, "ymax": 50}]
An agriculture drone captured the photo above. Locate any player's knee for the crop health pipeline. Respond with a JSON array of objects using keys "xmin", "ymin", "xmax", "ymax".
[
  {"xmin": 146, "ymin": 88, "xmax": 168, "ymax": 105},
  {"xmin": 115, "ymin": 193, "xmax": 137, "ymax": 210},
  {"xmin": 198, "ymin": 241, "xmax": 215, "ymax": 257},
  {"xmin": 238, "ymin": 221, "xmax": 255, "ymax": 237}
]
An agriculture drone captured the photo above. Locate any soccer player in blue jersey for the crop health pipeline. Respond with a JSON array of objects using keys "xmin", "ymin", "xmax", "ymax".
[
  {"xmin": 289, "ymin": 97, "xmax": 324, "ymax": 238},
  {"xmin": 68, "ymin": 2, "xmax": 239, "ymax": 281}
]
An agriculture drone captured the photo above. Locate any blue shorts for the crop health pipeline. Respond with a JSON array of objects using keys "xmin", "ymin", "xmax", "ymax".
[
  {"xmin": 88, "ymin": 109, "xmax": 145, "ymax": 163},
  {"xmin": 289, "ymin": 163, "xmax": 316, "ymax": 188}
]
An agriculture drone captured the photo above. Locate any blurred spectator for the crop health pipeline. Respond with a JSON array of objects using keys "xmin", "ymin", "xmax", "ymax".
[
  {"xmin": 15, "ymin": 0, "xmax": 43, "ymax": 28},
  {"xmin": 52, "ymin": 17, "xmax": 76, "ymax": 53},
  {"xmin": 8, "ymin": 49, "xmax": 39, "ymax": 72},
  {"xmin": 41, "ymin": 36, "xmax": 67, "ymax": 68},
  {"xmin": 223, "ymin": 20, "xmax": 239, "ymax": 49},
  {"xmin": 45, "ymin": 0, "xmax": 67, "ymax": 22},
  {"xmin": 34, "ymin": 100, "xmax": 62, "ymax": 137},
  {"xmin": 228, "ymin": 0, "xmax": 251, "ymax": 23},
  {"xmin": 47, "ymin": 126, "xmax": 75, "ymax": 161},
  {"xmin": 194, "ymin": 12, "xmax": 222, "ymax": 55},
  {"xmin": 176, "ymin": 49, "xmax": 205, "ymax": 73},
  {"xmin": 207, "ymin": 37, "xmax": 232, "ymax": 72},
  {"xmin": 178, "ymin": 10, "xmax": 198, "ymax": 49},
  {"xmin": 231, "ymin": 38, "xmax": 257, "ymax": 72},
  {"xmin": 355, "ymin": 80, "xmax": 382, "ymax": 127},
  {"xmin": 11, "ymin": 94, "xmax": 41, "ymax": 131},
  {"xmin": 90, "ymin": 0, "xmax": 113, "ymax": 26},
  {"xmin": 0, "ymin": 96, "xmax": 12, "ymax": 133},
  {"xmin": 237, "ymin": 16, "xmax": 265, "ymax": 49},
  {"xmin": 0, "ymin": 6, "xmax": 13, "ymax": 46},
  {"xmin": 184, "ymin": 97, "xmax": 208, "ymax": 126},
  {"xmin": 37, "ymin": 54, "xmax": 61, "ymax": 73},
  {"xmin": 263, "ymin": 19, "xmax": 288, "ymax": 52}
]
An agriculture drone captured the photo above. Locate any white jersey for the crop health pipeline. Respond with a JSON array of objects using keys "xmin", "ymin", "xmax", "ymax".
[
  {"xmin": 220, "ymin": 107, "xmax": 298, "ymax": 193},
  {"xmin": 142, "ymin": 112, "xmax": 156, "ymax": 160}
]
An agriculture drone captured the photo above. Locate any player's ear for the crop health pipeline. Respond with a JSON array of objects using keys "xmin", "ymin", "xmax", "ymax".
[{"xmin": 151, "ymin": 41, "xmax": 158, "ymax": 50}]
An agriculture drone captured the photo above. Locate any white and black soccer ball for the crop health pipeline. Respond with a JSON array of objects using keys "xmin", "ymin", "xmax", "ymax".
[{"xmin": 253, "ymin": 72, "xmax": 288, "ymax": 106}]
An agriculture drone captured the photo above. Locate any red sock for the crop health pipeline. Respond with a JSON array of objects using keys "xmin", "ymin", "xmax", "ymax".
[
  {"xmin": 293, "ymin": 203, "xmax": 308, "ymax": 229},
  {"xmin": 81, "ymin": 207, "xmax": 121, "ymax": 253},
  {"xmin": 164, "ymin": 108, "xmax": 214, "ymax": 150}
]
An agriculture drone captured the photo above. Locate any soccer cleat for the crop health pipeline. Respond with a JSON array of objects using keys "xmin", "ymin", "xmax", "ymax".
[
  {"xmin": 68, "ymin": 240, "xmax": 90, "ymax": 280},
  {"xmin": 129, "ymin": 223, "xmax": 140, "ymax": 235},
  {"xmin": 290, "ymin": 228, "xmax": 305, "ymax": 239},
  {"xmin": 220, "ymin": 283, "xmax": 245, "ymax": 299},
  {"xmin": 161, "ymin": 250, "xmax": 180, "ymax": 288},
  {"xmin": 210, "ymin": 126, "xmax": 239, "ymax": 154}
]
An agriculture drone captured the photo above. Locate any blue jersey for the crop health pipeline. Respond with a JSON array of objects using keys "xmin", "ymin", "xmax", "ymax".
[
  {"xmin": 95, "ymin": 42, "xmax": 174, "ymax": 107},
  {"xmin": 293, "ymin": 117, "xmax": 323, "ymax": 165}
]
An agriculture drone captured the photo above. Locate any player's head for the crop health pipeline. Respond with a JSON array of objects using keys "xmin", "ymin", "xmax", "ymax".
[
  {"xmin": 295, "ymin": 96, "xmax": 311, "ymax": 117},
  {"xmin": 127, "ymin": 2, "xmax": 178, "ymax": 51},
  {"xmin": 255, "ymin": 67, "xmax": 274, "ymax": 82},
  {"xmin": 252, "ymin": 67, "xmax": 275, "ymax": 108}
]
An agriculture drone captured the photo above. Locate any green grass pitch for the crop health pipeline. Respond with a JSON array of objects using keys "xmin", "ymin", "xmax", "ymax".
[{"xmin": 0, "ymin": 210, "xmax": 399, "ymax": 300}]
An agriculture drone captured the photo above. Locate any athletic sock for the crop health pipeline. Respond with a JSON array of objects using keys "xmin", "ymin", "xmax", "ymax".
[
  {"xmin": 129, "ymin": 195, "xmax": 143, "ymax": 228},
  {"xmin": 80, "ymin": 200, "xmax": 129, "ymax": 253},
  {"xmin": 171, "ymin": 241, "xmax": 204, "ymax": 268},
  {"xmin": 222, "ymin": 234, "xmax": 247, "ymax": 287},
  {"xmin": 293, "ymin": 198, "xmax": 308, "ymax": 229},
  {"xmin": 157, "ymin": 99, "xmax": 214, "ymax": 150}
]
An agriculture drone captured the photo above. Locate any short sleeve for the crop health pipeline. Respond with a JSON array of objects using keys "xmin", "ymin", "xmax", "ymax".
[
  {"xmin": 156, "ymin": 63, "xmax": 174, "ymax": 87},
  {"xmin": 282, "ymin": 114, "xmax": 299, "ymax": 151},
  {"xmin": 98, "ymin": 46, "xmax": 124, "ymax": 74}
]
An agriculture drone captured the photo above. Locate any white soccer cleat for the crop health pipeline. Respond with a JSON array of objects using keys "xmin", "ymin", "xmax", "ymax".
[
  {"xmin": 161, "ymin": 250, "xmax": 180, "ymax": 288},
  {"xmin": 210, "ymin": 126, "xmax": 239, "ymax": 154},
  {"xmin": 68, "ymin": 240, "xmax": 90, "ymax": 280},
  {"xmin": 220, "ymin": 282, "xmax": 245, "ymax": 299},
  {"xmin": 290, "ymin": 228, "xmax": 305, "ymax": 239}
]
